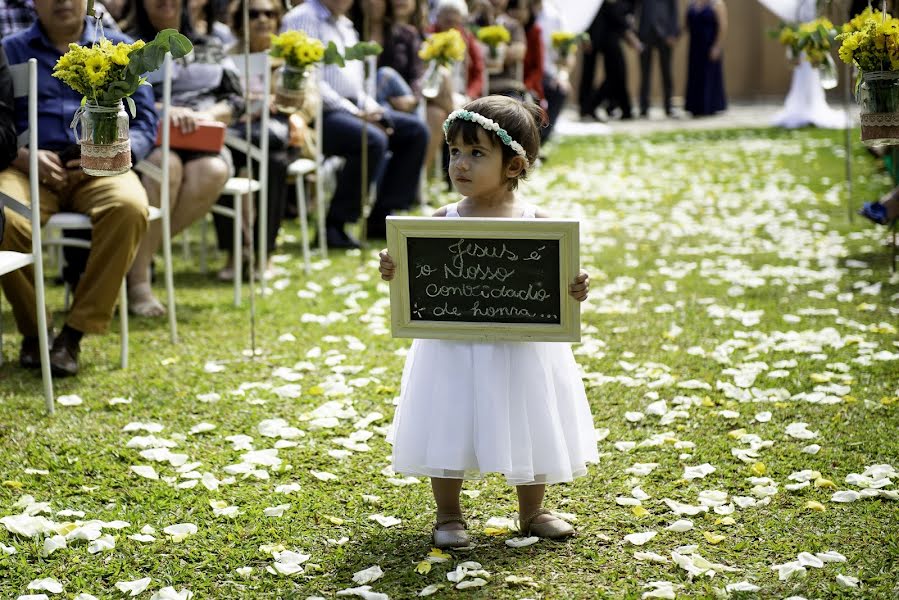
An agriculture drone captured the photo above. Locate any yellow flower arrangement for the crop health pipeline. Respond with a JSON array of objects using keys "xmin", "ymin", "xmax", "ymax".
[
  {"xmin": 476, "ymin": 24, "xmax": 511, "ymax": 48},
  {"xmin": 269, "ymin": 30, "xmax": 326, "ymax": 70},
  {"xmin": 52, "ymin": 38, "xmax": 146, "ymax": 101},
  {"xmin": 837, "ymin": 9, "xmax": 899, "ymax": 72},
  {"xmin": 418, "ymin": 29, "xmax": 467, "ymax": 66},
  {"xmin": 550, "ymin": 31, "xmax": 588, "ymax": 57},
  {"xmin": 51, "ymin": 29, "xmax": 192, "ymax": 146},
  {"xmin": 771, "ymin": 17, "xmax": 837, "ymax": 67}
]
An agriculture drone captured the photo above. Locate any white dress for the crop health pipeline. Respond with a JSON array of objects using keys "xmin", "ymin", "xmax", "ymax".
[
  {"xmin": 388, "ymin": 203, "xmax": 599, "ymax": 486},
  {"xmin": 769, "ymin": 0, "xmax": 849, "ymax": 130}
]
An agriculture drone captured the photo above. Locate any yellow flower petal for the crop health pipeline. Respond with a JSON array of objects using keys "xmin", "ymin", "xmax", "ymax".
[
  {"xmin": 632, "ymin": 506, "xmax": 649, "ymax": 518},
  {"xmin": 483, "ymin": 526, "xmax": 509, "ymax": 536},
  {"xmin": 750, "ymin": 462, "xmax": 767, "ymax": 476},
  {"xmin": 814, "ymin": 478, "xmax": 836, "ymax": 489},
  {"xmin": 703, "ymin": 531, "xmax": 726, "ymax": 544},
  {"xmin": 805, "ymin": 501, "xmax": 826, "ymax": 512},
  {"xmin": 415, "ymin": 560, "xmax": 432, "ymax": 574}
]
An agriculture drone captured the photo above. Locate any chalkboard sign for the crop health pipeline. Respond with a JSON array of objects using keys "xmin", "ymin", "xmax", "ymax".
[{"xmin": 387, "ymin": 217, "xmax": 580, "ymax": 342}]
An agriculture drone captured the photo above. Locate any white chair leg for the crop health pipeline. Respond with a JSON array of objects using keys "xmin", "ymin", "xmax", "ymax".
[
  {"xmin": 119, "ymin": 280, "xmax": 128, "ymax": 369},
  {"xmin": 181, "ymin": 227, "xmax": 190, "ymax": 261},
  {"xmin": 259, "ymin": 187, "xmax": 268, "ymax": 288},
  {"xmin": 315, "ymin": 175, "xmax": 327, "ymax": 258},
  {"xmin": 233, "ymin": 194, "xmax": 242, "ymax": 306},
  {"xmin": 297, "ymin": 177, "xmax": 311, "ymax": 275}
]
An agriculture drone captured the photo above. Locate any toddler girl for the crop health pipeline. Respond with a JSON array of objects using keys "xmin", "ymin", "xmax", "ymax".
[{"xmin": 379, "ymin": 95, "xmax": 597, "ymax": 547}]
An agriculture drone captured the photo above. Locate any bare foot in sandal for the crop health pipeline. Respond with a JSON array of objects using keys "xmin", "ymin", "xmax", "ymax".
[{"xmin": 128, "ymin": 282, "xmax": 166, "ymax": 317}]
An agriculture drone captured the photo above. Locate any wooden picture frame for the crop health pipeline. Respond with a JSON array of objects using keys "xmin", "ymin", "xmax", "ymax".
[{"xmin": 386, "ymin": 216, "xmax": 581, "ymax": 342}]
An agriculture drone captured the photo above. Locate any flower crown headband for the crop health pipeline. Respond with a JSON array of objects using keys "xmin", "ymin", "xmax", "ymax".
[{"xmin": 443, "ymin": 109, "xmax": 529, "ymax": 166}]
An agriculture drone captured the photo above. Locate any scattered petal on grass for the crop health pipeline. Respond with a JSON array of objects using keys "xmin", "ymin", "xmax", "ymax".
[
  {"xmin": 836, "ymin": 574, "xmax": 860, "ymax": 588},
  {"xmin": 816, "ymin": 551, "xmax": 847, "ymax": 563},
  {"xmin": 310, "ymin": 470, "xmax": 339, "ymax": 481},
  {"xmin": 368, "ymin": 514, "xmax": 401, "ymax": 527},
  {"xmin": 27, "ymin": 578, "xmax": 63, "ymax": 593},
  {"xmin": 641, "ymin": 581, "xmax": 680, "ymax": 599},
  {"xmin": 87, "ymin": 534, "xmax": 116, "ymax": 554},
  {"xmin": 336, "ymin": 585, "xmax": 389, "ymax": 600},
  {"xmin": 149, "ymin": 588, "xmax": 194, "ymax": 600},
  {"xmin": 41, "ymin": 535, "xmax": 66, "ymax": 557},
  {"xmin": 624, "ymin": 531, "xmax": 657, "ymax": 546},
  {"xmin": 771, "ymin": 561, "xmax": 806, "ymax": 581},
  {"xmin": 634, "ymin": 551, "xmax": 669, "ymax": 563},
  {"xmin": 115, "ymin": 578, "xmax": 152, "ymax": 596},
  {"xmin": 505, "ymin": 536, "xmax": 539, "ymax": 548},
  {"xmin": 418, "ymin": 584, "xmax": 444, "ymax": 596},
  {"xmin": 504, "ymin": 575, "xmax": 538, "ymax": 587},
  {"xmin": 702, "ymin": 531, "xmax": 725, "ymax": 544},
  {"xmin": 797, "ymin": 552, "xmax": 824, "ymax": 568},
  {"xmin": 831, "ymin": 491, "xmax": 861, "ymax": 503},
  {"xmin": 263, "ymin": 504, "xmax": 291, "ymax": 517},
  {"xmin": 129, "ymin": 466, "xmax": 158, "ymax": 480},
  {"xmin": 163, "ymin": 523, "xmax": 197, "ymax": 542},
  {"xmin": 352, "ymin": 565, "xmax": 384, "ymax": 585},
  {"xmin": 725, "ymin": 581, "xmax": 760, "ymax": 592},
  {"xmin": 56, "ymin": 394, "xmax": 82, "ymax": 406},
  {"xmin": 415, "ymin": 561, "xmax": 432, "ymax": 575},
  {"xmin": 456, "ymin": 578, "xmax": 488, "ymax": 589},
  {"xmin": 805, "ymin": 501, "xmax": 826, "ymax": 512},
  {"xmin": 665, "ymin": 520, "xmax": 693, "ymax": 532}
]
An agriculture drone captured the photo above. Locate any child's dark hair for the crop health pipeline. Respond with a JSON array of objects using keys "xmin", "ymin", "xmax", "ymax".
[{"xmin": 445, "ymin": 95, "xmax": 544, "ymax": 190}]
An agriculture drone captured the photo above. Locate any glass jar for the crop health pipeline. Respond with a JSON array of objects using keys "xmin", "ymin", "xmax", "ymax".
[
  {"xmin": 78, "ymin": 100, "xmax": 132, "ymax": 176},
  {"xmin": 421, "ymin": 61, "xmax": 448, "ymax": 99},
  {"xmin": 858, "ymin": 70, "xmax": 899, "ymax": 147},
  {"xmin": 274, "ymin": 65, "xmax": 309, "ymax": 114},
  {"xmin": 818, "ymin": 54, "xmax": 837, "ymax": 91},
  {"xmin": 483, "ymin": 42, "xmax": 506, "ymax": 75}
]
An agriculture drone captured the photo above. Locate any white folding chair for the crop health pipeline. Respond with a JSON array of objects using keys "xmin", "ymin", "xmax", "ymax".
[
  {"xmin": 44, "ymin": 53, "xmax": 177, "ymax": 366},
  {"xmin": 202, "ymin": 51, "xmax": 268, "ymax": 304},
  {"xmin": 0, "ymin": 58, "xmax": 54, "ymax": 411},
  {"xmin": 286, "ymin": 64, "xmax": 325, "ymax": 274}
]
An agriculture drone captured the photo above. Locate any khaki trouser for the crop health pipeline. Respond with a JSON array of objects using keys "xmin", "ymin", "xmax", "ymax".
[{"xmin": 0, "ymin": 167, "xmax": 148, "ymax": 336}]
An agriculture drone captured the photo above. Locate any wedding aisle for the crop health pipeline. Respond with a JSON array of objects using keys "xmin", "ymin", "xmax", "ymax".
[{"xmin": 1, "ymin": 126, "xmax": 896, "ymax": 599}]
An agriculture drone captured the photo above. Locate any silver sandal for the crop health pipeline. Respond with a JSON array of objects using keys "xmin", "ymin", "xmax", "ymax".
[
  {"xmin": 433, "ymin": 513, "xmax": 470, "ymax": 548},
  {"xmin": 518, "ymin": 508, "xmax": 575, "ymax": 539}
]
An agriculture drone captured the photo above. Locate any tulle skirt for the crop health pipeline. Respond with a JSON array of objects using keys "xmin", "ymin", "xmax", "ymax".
[{"xmin": 388, "ymin": 339, "xmax": 599, "ymax": 485}]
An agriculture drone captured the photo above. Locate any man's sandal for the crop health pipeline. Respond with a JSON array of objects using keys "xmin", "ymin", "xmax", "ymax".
[
  {"xmin": 433, "ymin": 514, "xmax": 470, "ymax": 548},
  {"xmin": 518, "ymin": 508, "xmax": 575, "ymax": 539}
]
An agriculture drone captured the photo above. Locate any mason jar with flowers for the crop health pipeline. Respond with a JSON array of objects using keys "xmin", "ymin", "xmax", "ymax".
[
  {"xmin": 837, "ymin": 8, "xmax": 899, "ymax": 145},
  {"xmin": 269, "ymin": 30, "xmax": 325, "ymax": 112},
  {"xmin": 52, "ymin": 29, "xmax": 192, "ymax": 176},
  {"xmin": 477, "ymin": 24, "xmax": 511, "ymax": 74},
  {"xmin": 418, "ymin": 29, "xmax": 466, "ymax": 99},
  {"xmin": 771, "ymin": 17, "xmax": 839, "ymax": 90},
  {"xmin": 550, "ymin": 31, "xmax": 588, "ymax": 71}
]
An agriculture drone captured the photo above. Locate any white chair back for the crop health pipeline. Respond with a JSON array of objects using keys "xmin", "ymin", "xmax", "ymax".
[{"xmin": 7, "ymin": 58, "xmax": 54, "ymax": 410}]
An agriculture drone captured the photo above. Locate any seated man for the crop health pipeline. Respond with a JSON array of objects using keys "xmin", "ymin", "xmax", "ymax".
[
  {"xmin": 0, "ymin": 0, "xmax": 157, "ymax": 376},
  {"xmin": 281, "ymin": 0, "xmax": 429, "ymax": 247}
]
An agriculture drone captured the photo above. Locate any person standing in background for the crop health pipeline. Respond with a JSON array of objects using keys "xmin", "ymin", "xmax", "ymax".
[
  {"xmin": 684, "ymin": 0, "xmax": 726, "ymax": 117},
  {"xmin": 534, "ymin": 0, "xmax": 569, "ymax": 140},
  {"xmin": 636, "ymin": 0, "xmax": 679, "ymax": 117}
]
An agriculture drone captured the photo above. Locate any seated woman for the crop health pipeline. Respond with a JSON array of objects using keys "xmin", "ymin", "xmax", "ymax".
[
  {"xmin": 188, "ymin": 0, "xmax": 238, "ymax": 51},
  {"xmin": 423, "ymin": 0, "xmax": 484, "ymax": 177},
  {"xmin": 126, "ymin": 0, "xmax": 238, "ymax": 316},
  {"xmin": 213, "ymin": 0, "xmax": 313, "ymax": 280},
  {"xmin": 483, "ymin": 0, "xmax": 528, "ymax": 99},
  {"xmin": 351, "ymin": 0, "xmax": 423, "ymax": 114}
]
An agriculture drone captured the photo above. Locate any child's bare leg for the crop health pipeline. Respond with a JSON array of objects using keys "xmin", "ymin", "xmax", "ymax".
[
  {"xmin": 517, "ymin": 483, "xmax": 575, "ymax": 538},
  {"xmin": 516, "ymin": 483, "xmax": 553, "ymax": 524},
  {"xmin": 431, "ymin": 477, "xmax": 464, "ymax": 530}
]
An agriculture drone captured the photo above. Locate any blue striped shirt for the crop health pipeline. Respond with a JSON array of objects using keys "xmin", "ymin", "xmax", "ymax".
[{"xmin": 280, "ymin": 0, "xmax": 377, "ymax": 115}]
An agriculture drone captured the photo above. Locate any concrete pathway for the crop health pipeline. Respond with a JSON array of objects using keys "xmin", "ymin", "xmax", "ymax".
[{"xmin": 553, "ymin": 100, "xmax": 859, "ymax": 137}]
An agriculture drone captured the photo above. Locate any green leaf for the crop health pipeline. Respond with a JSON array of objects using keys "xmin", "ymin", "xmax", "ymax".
[
  {"xmin": 125, "ymin": 96, "xmax": 137, "ymax": 118},
  {"xmin": 323, "ymin": 41, "xmax": 345, "ymax": 67},
  {"xmin": 344, "ymin": 42, "xmax": 383, "ymax": 61}
]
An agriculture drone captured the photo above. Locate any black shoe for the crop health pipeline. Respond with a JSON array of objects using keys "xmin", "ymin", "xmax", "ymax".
[
  {"xmin": 49, "ymin": 330, "xmax": 80, "ymax": 377},
  {"xmin": 322, "ymin": 225, "xmax": 361, "ymax": 249}
]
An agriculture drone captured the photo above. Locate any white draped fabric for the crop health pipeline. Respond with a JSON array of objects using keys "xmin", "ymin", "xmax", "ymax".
[
  {"xmin": 558, "ymin": 0, "xmax": 604, "ymax": 33},
  {"xmin": 755, "ymin": 0, "xmax": 805, "ymax": 22},
  {"xmin": 771, "ymin": 60, "xmax": 850, "ymax": 129}
]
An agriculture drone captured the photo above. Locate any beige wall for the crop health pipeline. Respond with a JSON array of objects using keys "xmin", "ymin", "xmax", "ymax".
[{"xmin": 572, "ymin": 1, "xmax": 835, "ymax": 107}]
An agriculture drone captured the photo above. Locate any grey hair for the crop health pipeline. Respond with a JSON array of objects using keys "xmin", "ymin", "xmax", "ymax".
[{"xmin": 434, "ymin": 0, "xmax": 469, "ymax": 18}]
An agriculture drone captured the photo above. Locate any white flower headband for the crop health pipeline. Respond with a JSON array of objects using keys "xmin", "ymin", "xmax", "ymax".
[{"xmin": 443, "ymin": 109, "xmax": 529, "ymax": 166}]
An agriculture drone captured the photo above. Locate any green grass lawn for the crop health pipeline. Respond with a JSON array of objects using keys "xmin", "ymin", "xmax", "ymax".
[{"xmin": 1, "ymin": 127, "xmax": 897, "ymax": 599}]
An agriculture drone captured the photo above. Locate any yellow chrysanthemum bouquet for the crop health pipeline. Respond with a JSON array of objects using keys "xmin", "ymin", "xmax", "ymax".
[
  {"xmin": 550, "ymin": 31, "xmax": 588, "ymax": 58},
  {"xmin": 836, "ymin": 8, "xmax": 899, "ymax": 145},
  {"xmin": 418, "ymin": 29, "xmax": 466, "ymax": 99},
  {"xmin": 419, "ymin": 29, "xmax": 467, "ymax": 66},
  {"xmin": 52, "ymin": 28, "xmax": 192, "ymax": 175},
  {"xmin": 477, "ymin": 24, "xmax": 511, "ymax": 61},
  {"xmin": 270, "ymin": 30, "xmax": 381, "ymax": 111},
  {"xmin": 770, "ymin": 17, "xmax": 838, "ymax": 89}
]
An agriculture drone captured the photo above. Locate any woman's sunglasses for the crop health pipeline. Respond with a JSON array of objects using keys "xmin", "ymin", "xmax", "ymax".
[{"xmin": 249, "ymin": 9, "xmax": 277, "ymax": 19}]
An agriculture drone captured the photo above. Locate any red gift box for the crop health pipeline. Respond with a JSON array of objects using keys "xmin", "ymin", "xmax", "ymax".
[{"xmin": 156, "ymin": 120, "xmax": 226, "ymax": 153}]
